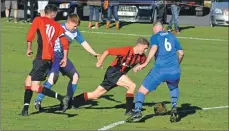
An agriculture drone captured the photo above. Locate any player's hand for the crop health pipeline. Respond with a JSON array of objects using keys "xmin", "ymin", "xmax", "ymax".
[
  {"xmin": 96, "ymin": 62, "xmax": 104, "ymax": 69},
  {"xmin": 26, "ymin": 49, "xmax": 33, "ymax": 57},
  {"xmin": 94, "ymin": 54, "xmax": 101, "ymax": 61},
  {"xmin": 133, "ymin": 66, "xmax": 141, "ymax": 73},
  {"xmin": 134, "ymin": 64, "xmax": 146, "ymax": 73},
  {"xmin": 60, "ymin": 58, "xmax": 67, "ymax": 67}
]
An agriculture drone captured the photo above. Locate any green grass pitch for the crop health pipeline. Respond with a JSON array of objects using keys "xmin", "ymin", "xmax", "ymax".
[{"xmin": 1, "ymin": 19, "xmax": 228, "ymax": 130}]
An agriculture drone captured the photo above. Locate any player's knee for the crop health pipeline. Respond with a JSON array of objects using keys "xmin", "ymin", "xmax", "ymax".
[
  {"xmin": 53, "ymin": 73, "xmax": 59, "ymax": 84},
  {"xmin": 25, "ymin": 75, "xmax": 32, "ymax": 86},
  {"xmin": 129, "ymin": 83, "xmax": 136, "ymax": 91},
  {"xmin": 169, "ymin": 86, "xmax": 178, "ymax": 91},
  {"xmin": 48, "ymin": 72, "xmax": 59, "ymax": 84},
  {"xmin": 72, "ymin": 72, "xmax": 79, "ymax": 83}
]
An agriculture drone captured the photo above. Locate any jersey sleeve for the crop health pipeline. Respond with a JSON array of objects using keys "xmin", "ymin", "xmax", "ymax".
[
  {"xmin": 58, "ymin": 26, "xmax": 69, "ymax": 50},
  {"xmin": 140, "ymin": 55, "xmax": 146, "ymax": 64},
  {"xmin": 27, "ymin": 17, "xmax": 39, "ymax": 42},
  {"xmin": 174, "ymin": 36, "xmax": 182, "ymax": 50},
  {"xmin": 75, "ymin": 30, "xmax": 85, "ymax": 44},
  {"xmin": 150, "ymin": 35, "xmax": 159, "ymax": 47},
  {"xmin": 107, "ymin": 47, "xmax": 130, "ymax": 56}
]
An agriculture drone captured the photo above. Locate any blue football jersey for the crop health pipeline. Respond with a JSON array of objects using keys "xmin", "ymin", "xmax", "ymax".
[
  {"xmin": 54, "ymin": 23, "xmax": 85, "ymax": 58},
  {"xmin": 150, "ymin": 31, "xmax": 182, "ymax": 70}
]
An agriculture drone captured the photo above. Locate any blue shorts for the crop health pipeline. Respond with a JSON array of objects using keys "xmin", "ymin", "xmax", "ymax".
[
  {"xmin": 49, "ymin": 56, "xmax": 78, "ymax": 78},
  {"xmin": 142, "ymin": 68, "xmax": 180, "ymax": 92}
]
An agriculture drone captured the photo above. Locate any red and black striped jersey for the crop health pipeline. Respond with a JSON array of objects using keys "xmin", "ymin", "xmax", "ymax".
[
  {"xmin": 27, "ymin": 16, "xmax": 69, "ymax": 60},
  {"xmin": 107, "ymin": 46, "xmax": 146, "ymax": 73}
]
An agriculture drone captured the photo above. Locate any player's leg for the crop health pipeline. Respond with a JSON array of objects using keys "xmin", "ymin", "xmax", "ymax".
[
  {"xmin": 34, "ymin": 56, "xmax": 61, "ymax": 110},
  {"xmin": 60, "ymin": 59, "xmax": 79, "ymax": 109},
  {"xmin": 5, "ymin": 1, "xmax": 10, "ymax": 22},
  {"xmin": 21, "ymin": 59, "xmax": 65, "ymax": 116},
  {"xmin": 73, "ymin": 85, "xmax": 107, "ymax": 104},
  {"xmin": 165, "ymin": 71, "xmax": 180, "ymax": 122},
  {"xmin": 12, "ymin": 0, "xmax": 18, "ymax": 23},
  {"xmin": 21, "ymin": 75, "xmax": 33, "ymax": 116},
  {"xmin": 127, "ymin": 69, "xmax": 162, "ymax": 122},
  {"xmin": 62, "ymin": 59, "xmax": 79, "ymax": 98},
  {"xmin": 72, "ymin": 67, "xmax": 117, "ymax": 109},
  {"xmin": 116, "ymin": 75, "xmax": 136, "ymax": 115}
]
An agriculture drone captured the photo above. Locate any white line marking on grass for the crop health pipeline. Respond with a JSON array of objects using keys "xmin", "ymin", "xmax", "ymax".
[
  {"xmin": 80, "ymin": 31, "xmax": 228, "ymax": 42},
  {"xmin": 98, "ymin": 105, "xmax": 229, "ymax": 130},
  {"xmin": 3, "ymin": 25, "xmax": 228, "ymax": 42}
]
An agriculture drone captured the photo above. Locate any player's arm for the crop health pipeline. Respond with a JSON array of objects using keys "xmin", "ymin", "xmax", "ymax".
[
  {"xmin": 76, "ymin": 30, "xmax": 100, "ymax": 57},
  {"xmin": 96, "ymin": 49, "xmax": 109, "ymax": 68},
  {"xmin": 96, "ymin": 47, "xmax": 127, "ymax": 68},
  {"xmin": 81, "ymin": 41, "xmax": 100, "ymax": 57},
  {"xmin": 59, "ymin": 27, "xmax": 69, "ymax": 67},
  {"xmin": 26, "ymin": 17, "xmax": 39, "ymax": 57},
  {"xmin": 174, "ymin": 36, "xmax": 184, "ymax": 64},
  {"xmin": 177, "ymin": 50, "xmax": 184, "ymax": 64},
  {"xmin": 142, "ymin": 45, "xmax": 158, "ymax": 67}
]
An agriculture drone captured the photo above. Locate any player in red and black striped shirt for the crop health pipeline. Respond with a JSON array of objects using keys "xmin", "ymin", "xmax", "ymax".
[
  {"xmin": 21, "ymin": 4, "xmax": 70, "ymax": 116},
  {"xmin": 66, "ymin": 37, "xmax": 149, "ymax": 115}
]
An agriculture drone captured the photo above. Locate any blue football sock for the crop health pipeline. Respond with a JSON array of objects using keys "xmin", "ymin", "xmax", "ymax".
[
  {"xmin": 35, "ymin": 81, "xmax": 52, "ymax": 102},
  {"xmin": 134, "ymin": 92, "xmax": 145, "ymax": 113},
  {"xmin": 67, "ymin": 80, "xmax": 77, "ymax": 97},
  {"xmin": 170, "ymin": 88, "xmax": 179, "ymax": 108}
]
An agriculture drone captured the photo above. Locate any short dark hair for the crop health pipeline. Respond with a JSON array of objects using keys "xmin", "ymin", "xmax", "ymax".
[
  {"xmin": 45, "ymin": 4, "xmax": 58, "ymax": 15},
  {"xmin": 153, "ymin": 20, "xmax": 163, "ymax": 27},
  {"xmin": 67, "ymin": 14, "xmax": 81, "ymax": 26},
  {"xmin": 136, "ymin": 37, "xmax": 149, "ymax": 46}
]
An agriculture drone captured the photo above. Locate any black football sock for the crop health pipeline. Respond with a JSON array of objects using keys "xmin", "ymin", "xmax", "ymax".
[
  {"xmin": 126, "ymin": 93, "xmax": 134, "ymax": 113},
  {"xmin": 23, "ymin": 87, "xmax": 33, "ymax": 110},
  {"xmin": 39, "ymin": 86, "xmax": 63, "ymax": 101},
  {"xmin": 72, "ymin": 92, "xmax": 88, "ymax": 105}
]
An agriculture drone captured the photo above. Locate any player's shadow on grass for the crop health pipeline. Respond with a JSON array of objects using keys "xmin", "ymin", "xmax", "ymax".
[
  {"xmin": 101, "ymin": 95, "xmax": 122, "ymax": 103},
  {"xmin": 30, "ymin": 104, "xmax": 78, "ymax": 118},
  {"xmin": 139, "ymin": 103, "xmax": 202, "ymax": 123},
  {"xmin": 179, "ymin": 26, "xmax": 195, "ymax": 32},
  {"xmin": 84, "ymin": 101, "xmax": 170, "ymax": 110}
]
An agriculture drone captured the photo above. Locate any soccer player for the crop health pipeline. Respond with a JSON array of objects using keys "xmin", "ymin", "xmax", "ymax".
[
  {"xmin": 65, "ymin": 37, "xmax": 149, "ymax": 114},
  {"xmin": 21, "ymin": 4, "xmax": 70, "ymax": 116},
  {"xmin": 127, "ymin": 21, "xmax": 184, "ymax": 122},
  {"xmin": 34, "ymin": 14, "xmax": 101, "ymax": 112}
]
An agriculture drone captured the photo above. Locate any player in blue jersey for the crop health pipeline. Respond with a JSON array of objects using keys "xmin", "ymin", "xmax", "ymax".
[
  {"xmin": 127, "ymin": 21, "xmax": 184, "ymax": 123},
  {"xmin": 34, "ymin": 14, "xmax": 100, "ymax": 112}
]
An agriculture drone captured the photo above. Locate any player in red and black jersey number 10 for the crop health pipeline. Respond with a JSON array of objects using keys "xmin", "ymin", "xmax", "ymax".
[
  {"xmin": 63, "ymin": 37, "xmax": 149, "ymax": 115},
  {"xmin": 21, "ymin": 4, "xmax": 70, "ymax": 116}
]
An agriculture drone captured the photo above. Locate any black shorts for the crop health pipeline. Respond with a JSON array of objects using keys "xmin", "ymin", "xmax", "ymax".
[
  {"xmin": 100, "ymin": 66, "xmax": 124, "ymax": 91},
  {"xmin": 29, "ymin": 58, "xmax": 52, "ymax": 81}
]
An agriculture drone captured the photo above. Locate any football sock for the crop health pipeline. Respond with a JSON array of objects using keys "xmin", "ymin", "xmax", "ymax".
[
  {"xmin": 67, "ymin": 80, "xmax": 77, "ymax": 97},
  {"xmin": 23, "ymin": 86, "xmax": 33, "ymax": 110},
  {"xmin": 35, "ymin": 81, "xmax": 52, "ymax": 102},
  {"xmin": 39, "ymin": 86, "xmax": 63, "ymax": 101},
  {"xmin": 134, "ymin": 92, "xmax": 145, "ymax": 113},
  {"xmin": 73, "ymin": 92, "xmax": 88, "ymax": 102},
  {"xmin": 126, "ymin": 93, "xmax": 134, "ymax": 113},
  {"xmin": 170, "ymin": 87, "xmax": 179, "ymax": 108}
]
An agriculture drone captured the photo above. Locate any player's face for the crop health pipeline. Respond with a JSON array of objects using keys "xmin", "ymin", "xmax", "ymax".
[
  {"xmin": 50, "ymin": 12, "xmax": 57, "ymax": 19},
  {"xmin": 137, "ymin": 44, "xmax": 148, "ymax": 55},
  {"xmin": 68, "ymin": 21, "xmax": 78, "ymax": 32}
]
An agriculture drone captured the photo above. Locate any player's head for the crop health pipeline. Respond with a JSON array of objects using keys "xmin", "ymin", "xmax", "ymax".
[
  {"xmin": 153, "ymin": 21, "xmax": 164, "ymax": 34},
  {"xmin": 66, "ymin": 14, "xmax": 81, "ymax": 31},
  {"xmin": 135, "ymin": 37, "xmax": 149, "ymax": 55},
  {"xmin": 44, "ymin": 4, "xmax": 58, "ymax": 19}
]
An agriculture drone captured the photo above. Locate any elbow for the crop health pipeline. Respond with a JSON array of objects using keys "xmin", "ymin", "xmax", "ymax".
[
  {"xmin": 178, "ymin": 50, "xmax": 184, "ymax": 56},
  {"xmin": 104, "ymin": 50, "xmax": 109, "ymax": 55}
]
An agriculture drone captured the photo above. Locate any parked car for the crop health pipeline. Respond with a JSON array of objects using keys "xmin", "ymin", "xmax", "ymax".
[
  {"xmin": 166, "ymin": 0, "xmax": 205, "ymax": 16},
  {"xmin": 48, "ymin": 0, "xmax": 84, "ymax": 18},
  {"xmin": 101, "ymin": 0, "xmax": 167, "ymax": 23},
  {"xmin": 210, "ymin": 0, "xmax": 229, "ymax": 27}
]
